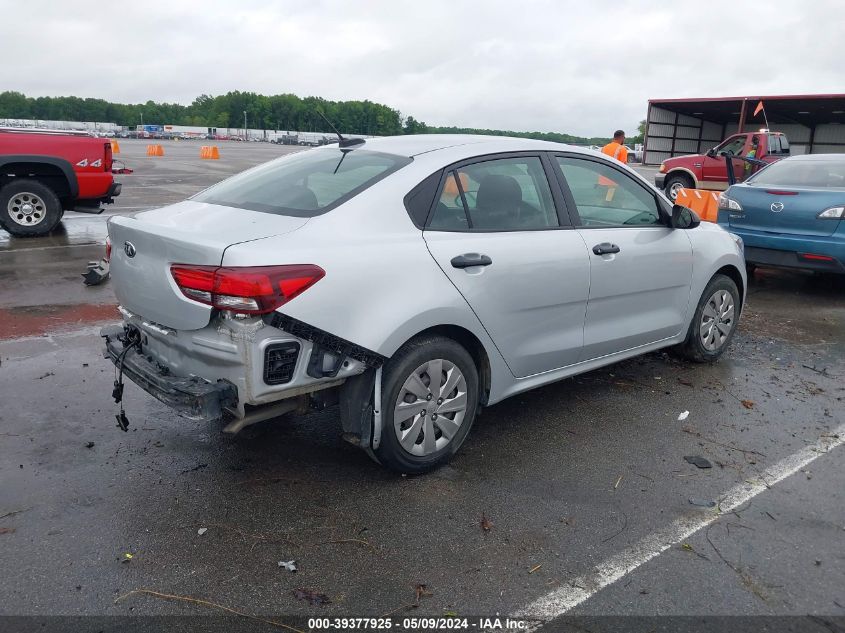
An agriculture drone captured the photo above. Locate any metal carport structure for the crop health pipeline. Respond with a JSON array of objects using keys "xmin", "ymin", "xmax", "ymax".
[{"xmin": 643, "ymin": 94, "xmax": 845, "ymax": 165}]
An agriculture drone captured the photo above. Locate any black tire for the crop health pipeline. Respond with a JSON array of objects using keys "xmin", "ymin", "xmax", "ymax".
[
  {"xmin": 0, "ymin": 179, "xmax": 63, "ymax": 237},
  {"xmin": 664, "ymin": 173, "xmax": 694, "ymax": 202},
  {"xmin": 374, "ymin": 335, "xmax": 479, "ymax": 474},
  {"xmin": 677, "ymin": 274, "xmax": 741, "ymax": 363}
]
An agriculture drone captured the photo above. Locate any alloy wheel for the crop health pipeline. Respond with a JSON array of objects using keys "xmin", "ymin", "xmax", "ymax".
[{"xmin": 7, "ymin": 192, "xmax": 47, "ymax": 227}]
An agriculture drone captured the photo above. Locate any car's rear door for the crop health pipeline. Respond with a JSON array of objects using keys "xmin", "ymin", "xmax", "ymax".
[
  {"xmin": 551, "ymin": 153, "xmax": 694, "ymax": 361},
  {"xmin": 423, "ymin": 153, "xmax": 591, "ymax": 378}
]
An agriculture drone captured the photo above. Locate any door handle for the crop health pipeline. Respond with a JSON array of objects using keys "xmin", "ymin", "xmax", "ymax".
[
  {"xmin": 451, "ymin": 253, "xmax": 493, "ymax": 269},
  {"xmin": 592, "ymin": 242, "xmax": 620, "ymax": 255}
]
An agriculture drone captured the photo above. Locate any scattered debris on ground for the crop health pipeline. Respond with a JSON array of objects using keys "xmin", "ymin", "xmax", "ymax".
[
  {"xmin": 114, "ymin": 589, "xmax": 299, "ymax": 631},
  {"xmin": 0, "ymin": 508, "xmax": 31, "ymax": 521},
  {"xmin": 293, "ymin": 588, "xmax": 331, "ymax": 606},
  {"xmin": 278, "ymin": 560, "xmax": 297, "ymax": 572},
  {"xmin": 741, "ymin": 400, "xmax": 755, "ymax": 409},
  {"xmin": 0, "ymin": 527, "xmax": 16, "ymax": 535},
  {"xmin": 84, "ymin": 441, "xmax": 95, "ymax": 449},
  {"xmin": 689, "ymin": 498, "xmax": 717, "ymax": 508},
  {"xmin": 181, "ymin": 463, "xmax": 208, "ymax": 474},
  {"xmin": 480, "ymin": 514, "xmax": 493, "ymax": 532},
  {"xmin": 678, "ymin": 410, "xmax": 690, "ymax": 421},
  {"xmin": 684, "ymin": 455, "xmax": 713, "ymax": 469},
  {"xmin": 197, "ymin": 527, "xmax": 207, "ymax": 536}
]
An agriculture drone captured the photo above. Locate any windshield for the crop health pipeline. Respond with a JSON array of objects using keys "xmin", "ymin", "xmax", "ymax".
[
  {"xmin": 748, "ymin": 158, "xmax": 845, "ymax": 188},
  {"xmin": 713, "ymin": 136, "xmax": 747, "ymax": 156},
  {"xmin": 193, "ymin": 149, "xmax": 411, "ymax": 217}
]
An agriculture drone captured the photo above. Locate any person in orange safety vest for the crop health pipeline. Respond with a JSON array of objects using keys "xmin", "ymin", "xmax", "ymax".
[{"xmin": 601, "ymin": 130, "xmax": 629, "ymax": 164}]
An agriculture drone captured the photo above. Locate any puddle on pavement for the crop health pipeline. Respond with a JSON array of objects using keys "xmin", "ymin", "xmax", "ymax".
[{"xmin": 0, "ymin": 215, "xmax": 109, "ymax": 250}]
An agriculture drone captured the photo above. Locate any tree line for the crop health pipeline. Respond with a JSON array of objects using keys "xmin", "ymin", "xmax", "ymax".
[{"xmin": 0, "ymin": 90, "xmax": 614, "ymax": 144}]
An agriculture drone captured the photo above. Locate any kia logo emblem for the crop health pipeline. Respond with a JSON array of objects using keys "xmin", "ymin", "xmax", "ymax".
[
  {"xmin": 771, "ymin": 202, "xmax": 784, "ymax": 213},
  {"xmin": 124, "ymin": 241, "xmax": 137, "ymax": 258}
]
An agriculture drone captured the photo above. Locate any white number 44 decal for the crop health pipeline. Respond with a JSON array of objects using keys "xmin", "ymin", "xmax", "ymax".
[{"xmin": 75, "ymin": 158, "xmax": 103, "ymax": 168}]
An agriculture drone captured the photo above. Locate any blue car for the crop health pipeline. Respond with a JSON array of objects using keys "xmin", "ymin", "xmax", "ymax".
[{"xmin": 717, "ymin": 154, "xmax": 845, "ymax": 274}]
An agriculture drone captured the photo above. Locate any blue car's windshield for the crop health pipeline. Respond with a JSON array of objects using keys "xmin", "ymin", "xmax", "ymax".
[{"xmin": 749, "ymin": 159, "xmax": 845, "ymax": 188}]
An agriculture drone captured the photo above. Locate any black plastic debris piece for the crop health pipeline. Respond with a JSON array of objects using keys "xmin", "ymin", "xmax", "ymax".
[
  {"xmin": 684, "ymin": 455, "xmax": 712, "ymax": 469},
  {"xmin": 689, "ymin": 498, "xmax": 716, "ymax": 508},
  {"xmin": 82, "ymin": 259, "xmax": 110, "ymax": 286}
]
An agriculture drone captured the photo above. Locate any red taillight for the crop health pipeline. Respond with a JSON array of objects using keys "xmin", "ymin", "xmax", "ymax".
[
  {"xmin": 105, "ymin": 237, "xmax": 112, "ymax": 262},
  {"xmin": 799, "ymin": 253, "xmax": 834, "ymax": 262},
  {"xmin": 104, "ymin": 142, "xmax": 113, "ymax": 172},
  {"xmin": 170, "ymin": 264, "xmax": 325, "ymax": 314}
]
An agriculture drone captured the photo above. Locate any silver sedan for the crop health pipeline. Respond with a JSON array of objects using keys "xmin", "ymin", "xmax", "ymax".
[{"xmin": 103, "ymin": 134, "xmax": 746, "ymax": 473}]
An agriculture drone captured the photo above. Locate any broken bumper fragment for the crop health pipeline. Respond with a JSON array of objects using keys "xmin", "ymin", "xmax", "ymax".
[{"xmin": 101, "ymin": 325, "xmax": 237, "ymax": 422}]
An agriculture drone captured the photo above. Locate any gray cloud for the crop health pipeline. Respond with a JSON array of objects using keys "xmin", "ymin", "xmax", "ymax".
[{"xmin": 0, "ymin": 0, "xmax": 840, "ymax": 135}]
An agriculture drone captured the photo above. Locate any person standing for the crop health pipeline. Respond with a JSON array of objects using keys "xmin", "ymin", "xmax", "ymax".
[{"xmin": 601, "ymin": 130, "xmax": 629, "ymax": 164}]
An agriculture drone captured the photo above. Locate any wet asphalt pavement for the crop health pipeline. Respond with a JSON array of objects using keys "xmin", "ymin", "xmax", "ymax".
[{"xmin": 0, "ymin": 141, "xmax": 843, "ymax": 626}]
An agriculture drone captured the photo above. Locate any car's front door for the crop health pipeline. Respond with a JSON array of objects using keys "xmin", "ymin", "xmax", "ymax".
[
  {"xmin": 552, "ymin": 154, "xmax": 694, "ymax": 361},
  {"xmin": 423, "ymin": 154, "xmax": 591, "ymax": 378}
]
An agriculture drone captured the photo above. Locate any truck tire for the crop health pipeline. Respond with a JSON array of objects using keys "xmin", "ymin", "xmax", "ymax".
[
  {"xmin": 664, "ymin": 173, "xmax": 694, "ymax": 202},
  {"xmin": 374, "ymin": 335, "xmax": 479, "ymax": 474},
  {"xmin": 0, "ymin": 179, "xmax": 63, "ymax": 237}
]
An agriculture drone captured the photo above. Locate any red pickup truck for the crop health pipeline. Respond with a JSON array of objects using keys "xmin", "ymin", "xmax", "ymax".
[
  {"xmin": 655, "ymin": 131, "xmax": 790, "ymax": 200},
  {"xmin": 0, "ymin": 128, "xmax": 129, "ymax": 237}
]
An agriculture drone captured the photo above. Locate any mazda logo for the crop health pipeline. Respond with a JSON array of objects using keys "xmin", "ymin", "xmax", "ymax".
[
  {"xmin": 124, "ymin": 241, "xmax": 137, "ymax": 258},
  {"xmin": 771, "ymin": 202, "xmax": 784, "ymax": 213}
]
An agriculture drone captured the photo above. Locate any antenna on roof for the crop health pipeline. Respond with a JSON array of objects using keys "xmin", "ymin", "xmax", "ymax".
[{"xmin": 316, "ymin": 109, "xmax": 365, "ymax": 149}]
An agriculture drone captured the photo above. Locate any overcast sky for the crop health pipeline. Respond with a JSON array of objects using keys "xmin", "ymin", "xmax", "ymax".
[{"xmin": 0, "ymin": 0, "xmax": 841, "ymax": 136}]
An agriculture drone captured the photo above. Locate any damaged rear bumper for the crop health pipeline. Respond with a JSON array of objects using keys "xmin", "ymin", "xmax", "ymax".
[{"xmin": 101, "ymin": 325, "xmax": 237, "ymax": 422}]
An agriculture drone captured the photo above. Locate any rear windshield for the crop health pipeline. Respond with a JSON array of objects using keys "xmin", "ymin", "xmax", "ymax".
[
  {"xmin": 193, "ymin": 148, "xmax": 411, "ymax": 217},
  {"xmin": 748, "ymin": 159, "xmax": 845, "ymax": 188}
]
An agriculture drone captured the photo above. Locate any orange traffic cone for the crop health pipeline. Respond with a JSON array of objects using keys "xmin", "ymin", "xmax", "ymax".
[
  {"xmin": 200, "ymin": 145, "xmax": 220, "ymax": 159},
  {"xmin": 110, "ymin": 140, "xmax": 121, "ymax": 154},
  {"xmin": 146, "ymin": 144, "xmax": 164, "ymax": 157}
]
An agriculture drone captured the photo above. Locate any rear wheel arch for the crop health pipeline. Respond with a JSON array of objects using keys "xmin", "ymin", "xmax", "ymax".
[
  {"xmin": 0, "ymin": 158, "xmax": 77, "ymax": 203},
  {"xmin": 406, "ymin": 325, "xmax": 491, "ymax": 405}
]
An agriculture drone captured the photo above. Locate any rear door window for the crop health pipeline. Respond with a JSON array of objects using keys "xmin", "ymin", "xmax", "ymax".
[
  {"xmin": 193, "ymin": 149, "xmax": 411, "ymax": 217},
  {"xmin": 428, "ymin": 156, "xmax": 559, "ymax": 231}
]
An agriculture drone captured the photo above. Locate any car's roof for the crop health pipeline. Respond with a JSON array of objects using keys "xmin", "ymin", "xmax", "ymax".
[
  {"xmin": 321, "ymin": 134, "xmax": 585, "ymax": 158},
  {"xmin": 783, "ymin": 153, "xmax": 845, "ymax": 162}
]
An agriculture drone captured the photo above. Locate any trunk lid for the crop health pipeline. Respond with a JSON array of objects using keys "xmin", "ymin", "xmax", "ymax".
[
  {"xmin": 727, "ymin": 184, "xmax": 843, "ymax": 237},
  {"xmin": 108, "ymin": 200, "xmax": 309, "ymax": 330}
]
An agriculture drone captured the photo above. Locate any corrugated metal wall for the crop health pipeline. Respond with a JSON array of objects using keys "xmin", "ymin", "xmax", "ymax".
[{"xmin": 644, "ymin": 106, "xmax": 723, "ymax": 164}]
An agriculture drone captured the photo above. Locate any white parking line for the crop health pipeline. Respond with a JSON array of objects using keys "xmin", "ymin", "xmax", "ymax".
[{"xmin": 516, "ymin": 423, "xmax": 845, "ymax": 627}]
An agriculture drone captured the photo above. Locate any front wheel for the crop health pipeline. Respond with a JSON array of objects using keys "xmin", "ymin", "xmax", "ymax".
[
  {"xmin": 0, "ymin": 179, "xmax": 63, "ymax": 237},
  {"xmin": 677, "ymin": 274, "xmax": 740, "ymax": 363},
  {"xmin": 664, "ymin": 173, "xmax": 694, "ymax": 201},
  {"xmin": 374, "ymin": 335, "xmax": 479, "ymax": 474}
]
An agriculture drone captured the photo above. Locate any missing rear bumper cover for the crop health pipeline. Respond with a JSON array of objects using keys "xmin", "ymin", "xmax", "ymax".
[
  {"xmin": 265, "ymin": 313, "xmax": 386, "ymax": 368},
  {"xmin": 102, "ymin": 326, "xmax": 238, "ymax": 422}
]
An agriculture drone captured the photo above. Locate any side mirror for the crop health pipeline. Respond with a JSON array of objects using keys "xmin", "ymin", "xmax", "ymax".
[
  {"xmin": 706, "ymin": 148, "xmax": 716, "ymax": 157},
  {"xmin": 671, "ymin": 204, "xmax": 701, "ymax": 229}
]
